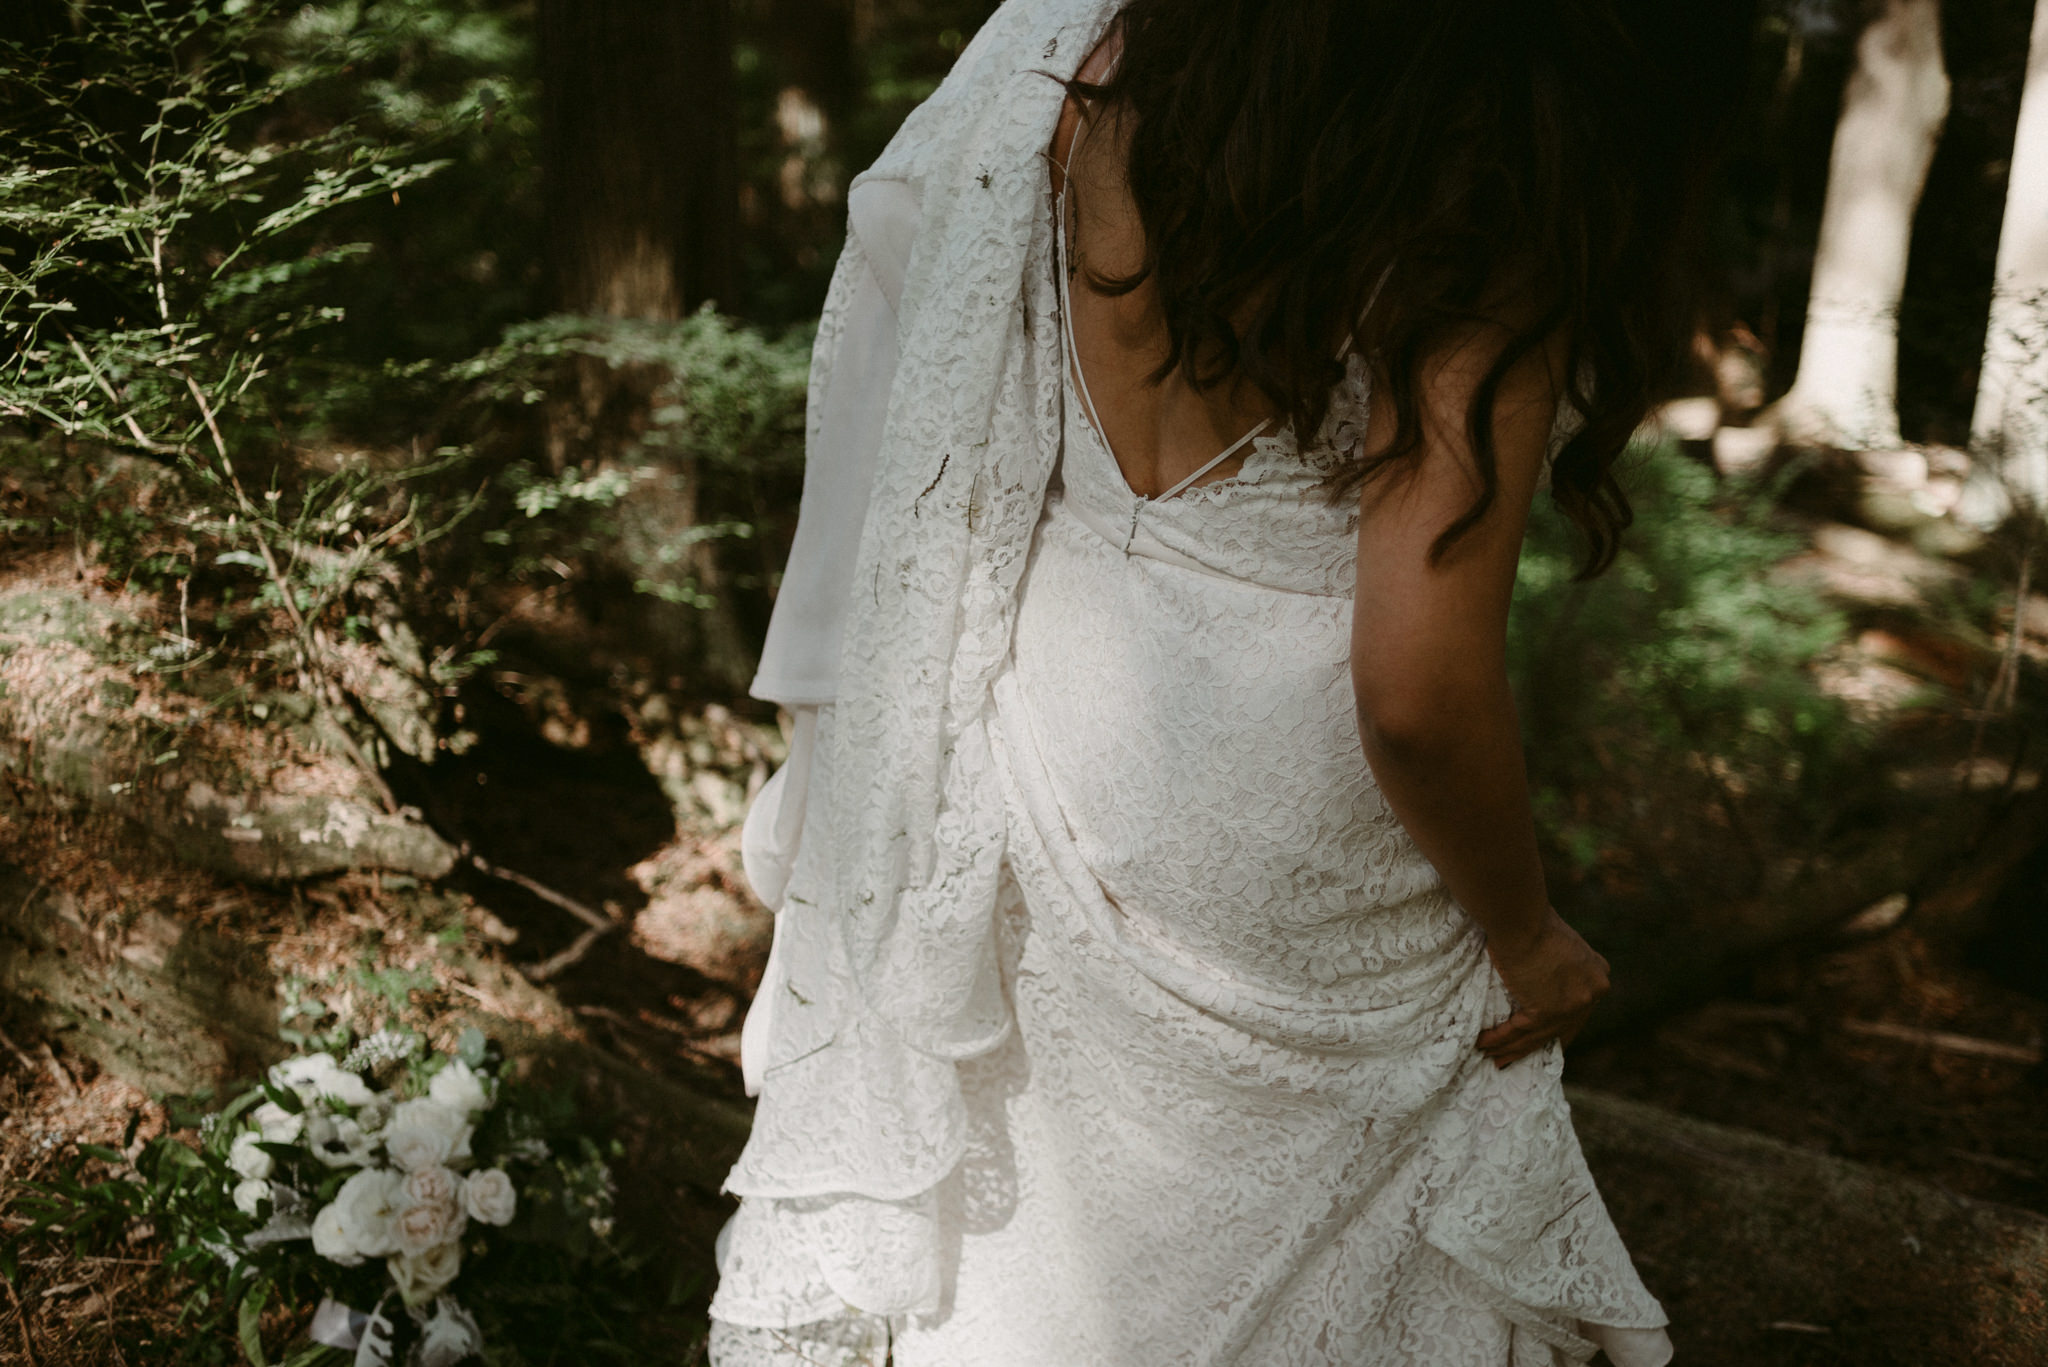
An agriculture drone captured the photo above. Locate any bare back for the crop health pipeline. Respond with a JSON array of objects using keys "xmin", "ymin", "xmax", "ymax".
[{"xmin": 1049, "ymin": 33, "xmax": 1281, "ymax": 499}]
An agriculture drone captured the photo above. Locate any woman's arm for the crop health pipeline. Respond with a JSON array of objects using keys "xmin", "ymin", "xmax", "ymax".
[{"xmin": 1350, "ymin": 328, "xmax": 1608, "ymax": 1069}]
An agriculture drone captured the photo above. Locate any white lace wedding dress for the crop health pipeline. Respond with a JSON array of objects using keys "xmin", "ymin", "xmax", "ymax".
[
  {"xmin": 707, "ymin": 2, "xmax": 1674, "ymax": 1362},
  {"xmin": 710, "ymin": 254, "xmax": 1673, "ymax": 1367}
]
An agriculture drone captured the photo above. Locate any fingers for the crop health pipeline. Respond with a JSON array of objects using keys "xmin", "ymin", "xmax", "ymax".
[
  {"xmin": 1475, "ymin": 1008, "xmax": 1586, "ymax": 1068},
  {"xmin": 1473, "ymin": 1008, "xmax": 1533, "ymax": 1052}
]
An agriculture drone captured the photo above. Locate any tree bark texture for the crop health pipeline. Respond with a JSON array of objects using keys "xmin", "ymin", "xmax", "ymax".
[
  {"xmin": 1780, "ymin": 0, "xmax": 1951, "ymax": 450},
  {"xmin": 539, "ymin": 0, "xmax": 738, "ymax": 318},
  {"xmin": 537, "ymin": 0, "xmax": 757, "ymax": 694},
  {"xmin": 1966, "ymin": 0, "xmax": 2048, "ymax": 522}
]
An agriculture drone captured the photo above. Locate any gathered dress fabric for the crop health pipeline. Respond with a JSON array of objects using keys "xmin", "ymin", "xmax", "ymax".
[{"xmin": 709, "ymin": 2, "xmax": 1674, "ymax": 1363}]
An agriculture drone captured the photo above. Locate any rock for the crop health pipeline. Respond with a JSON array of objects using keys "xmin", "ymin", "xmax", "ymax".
[
  {"xmin": 1654, "ymin": 396, "xmax": 1722, "ymax": 443},
  {"xmin": 0, "ymin": 863, "xmax": 281, "ymax": 1094},
  {"xmin": 1570, "ymin": 1087, "xmax": 2048, "ymax": 1365},
  {"xmin": 1712, "ymin": 424, "xmax": 1779, "ymax": 476},
  {"xmin": 0, "ymin": 585, "xmax": 457, "ymax": 882}
]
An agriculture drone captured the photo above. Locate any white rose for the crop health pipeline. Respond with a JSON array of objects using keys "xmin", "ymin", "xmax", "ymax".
[
  {"xmin": 268, "ymin": 1053, "xmax": 375, "ymax": 1108},
  {"xmin": 383, "ymin": 1099, "xmax": 472, "ymax": 1173},
  {"xmin": 228, "ymin": 1131, "xmax": 273, "ymax": 1181},
  {"xmin": 388, "ymin": 1239, "xmax": 462, "ymax": 1306},
  {"xmin": 415, "ymin": 1297, "xmax": 482, "ymax": 1367},
  {"xmin": 313, "ymin": 1166, "xmax": 405, "ymax": 1264},
  {"xmin": 232, "ymin": 1178, "xmax": 270, "ymax": 1217},
  {"xmin": 394, "ymin": 1194, "xmax": 466, "ymax": 1257},
  {"xmin": 405, "ymin": 1165, "xmax": 461, "ymax": 1208},
  {"xmin": 427, "ymin": 1060, "xmax": 490, "ymax": 1117},
  {"xmin": 251, "ymin": 1101, "xmax": 303, "ymax": 1144},
  {"xmin": 303, "ymin": 1112, "xmax": 376, "ymax": 1169},
  {"xmin": 311, "ymin": 1200, "xmax": 364, "ymax": 1266},
  {"xmin": 460, "ymin": 1169, "xmax": 516, "ymax": 1227}
]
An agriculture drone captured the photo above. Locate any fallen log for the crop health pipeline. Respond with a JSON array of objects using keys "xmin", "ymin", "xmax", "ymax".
[{"xmin": 1577, "ymin": 758, "xmax": 2048, "ymax": 1048}]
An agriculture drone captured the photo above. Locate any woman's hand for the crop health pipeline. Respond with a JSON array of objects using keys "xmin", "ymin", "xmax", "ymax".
[{"xmin": 1475, "ymin": 909, "xmax": 1610, "ymax": 1068}]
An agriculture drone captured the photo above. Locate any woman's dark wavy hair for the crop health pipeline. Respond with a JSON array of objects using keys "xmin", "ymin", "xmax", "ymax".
[{"xmin": 1068, "ymin": 0, "xmax": 1757, "ymax": 575}]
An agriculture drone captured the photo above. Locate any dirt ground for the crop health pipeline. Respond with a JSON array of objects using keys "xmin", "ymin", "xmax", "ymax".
[{"xmin": 3, "ymin": 739, "xmax": 2046, "ymax": 1364}]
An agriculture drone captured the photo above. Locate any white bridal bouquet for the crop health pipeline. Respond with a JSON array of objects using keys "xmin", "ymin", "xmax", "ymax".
[{"xmin": 213, "ymin": 1028, "xmax": 617, "ymax": 1367}]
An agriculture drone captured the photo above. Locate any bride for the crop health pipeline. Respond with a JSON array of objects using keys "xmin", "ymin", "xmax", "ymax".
[{"xmin": 708, "ymin": 1, "xmax": 1752, "ymax": 1363}]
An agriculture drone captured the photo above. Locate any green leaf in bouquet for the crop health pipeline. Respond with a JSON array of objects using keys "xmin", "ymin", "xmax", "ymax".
[
  {"xmin": 261, "ymin": 1079, "xmax": 307, "ymax": 1116},
  {"xmin": 76, "ymin": 1142, "xmax": 128, "ymax": 1165},
  {"xmin": 239, "ymin": 1277, "xmax": 271, "ymax": 1364},
  {"xmin": 457, "ymin": 1026, "xmax": 488, "ymax": 1068}
]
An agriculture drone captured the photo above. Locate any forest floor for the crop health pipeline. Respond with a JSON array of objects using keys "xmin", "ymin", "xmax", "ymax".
[{"xmin": 2, "ymin": 741, "xmax": 2045, "ymax": 1365}]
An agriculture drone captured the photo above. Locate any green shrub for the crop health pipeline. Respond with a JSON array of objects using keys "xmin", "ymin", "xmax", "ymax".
[{"xmin": 1510, "ymin": 442, "xmax": 1858, "ymax": 887}]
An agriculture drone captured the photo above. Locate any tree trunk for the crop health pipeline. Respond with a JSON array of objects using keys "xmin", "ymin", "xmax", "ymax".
[
  {"xmin": 1964, "ymin": 0, "xmax": 2048, "ymax": 524},
  {"xmin": 1776, "ymin": 0, "xmax": 1950, "ymax": 451},
  {"xmin": 537, "ymin": 0, "xmax": 758, "ymax": 695},
  {"xmin": 538, "ymin": 0, "xmax": 737, "ymax": 320}
]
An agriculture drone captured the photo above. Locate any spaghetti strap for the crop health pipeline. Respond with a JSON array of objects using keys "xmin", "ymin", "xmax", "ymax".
[
  {"xmin": 1155, "ymin": 421, "xmax": 1269, "ymax": 500},
  {"xmin": 1055, "ymin": 108, "xmax": 1270, "ymax": 503}
]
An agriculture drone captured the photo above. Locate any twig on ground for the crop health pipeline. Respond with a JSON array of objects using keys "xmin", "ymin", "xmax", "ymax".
[
  {"xmin": 1838, "ymin": 1018, "xmax": 2042, "ymax": 1065},
  {"xmin": 1945, "ymin": 1147, "xmax": 2038, "ymax": 1180},
  {"xmin": 521, "ymin": 924, "xmax": 613, "ymax": 983},
  {"xmin": 2, "ymin": 1273, "xmax": 38, "ymax": 1367},
  {"xmin": 34, "ymin": 1045, "xmax": 78, "ymax": 1100},
  {"xmin": 0, "ymin": 1023, "xmax": 38, "ymax": 1076},
  {"xmin": 467, "ymin": 852, "xmax": 613, "ymax": 932}
]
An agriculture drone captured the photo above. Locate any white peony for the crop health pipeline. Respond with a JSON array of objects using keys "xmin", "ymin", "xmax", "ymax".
[
  {"xmin": 251, "ymin": 1101, "xmax": 303, "ymax": 1144},
  {"xmin": 232, "ymin": 1178, "xmax": 270, "ymax": 1217},
  {"xmin": 415, "ymin": 1296, "xmax": 482, "ymax": 1367},
  {"xmin": 389, "ymin": 1239, "xmax": 462, "ymax": 1306},
  {"xmin": 303, "ymin": 1111, "xmax": 377, "ymax": 1169},
  {"xmin": 383, "ymin": 1099, "xmax": 472, "ymax": 1173},
  {"xmin": 228, "ymin": 1131, "xmax": 273, "ymax": 1181},
  {"xmin": 460, "ymin": 1168, "xmax": 516, "ymax": 1227},
  {"xmin": 426, "ymin": 1059, "xmax": 489, "ymax": 1117}
]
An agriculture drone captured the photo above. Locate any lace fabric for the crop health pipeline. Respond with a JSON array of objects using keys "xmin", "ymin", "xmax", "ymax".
[{"xmin": 712, "ymin": 1, "xmax": 1673, "ymax": 1362}]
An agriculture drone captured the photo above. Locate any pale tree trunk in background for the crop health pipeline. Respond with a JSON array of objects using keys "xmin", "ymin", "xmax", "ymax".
[
  {"xmin": 1776, "ymin": 0, "xmax": 1950, "ymax": 451},
  {"xmin": 1963, "ymin": 0, "xmax": 2048, "ymax": 525}
]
